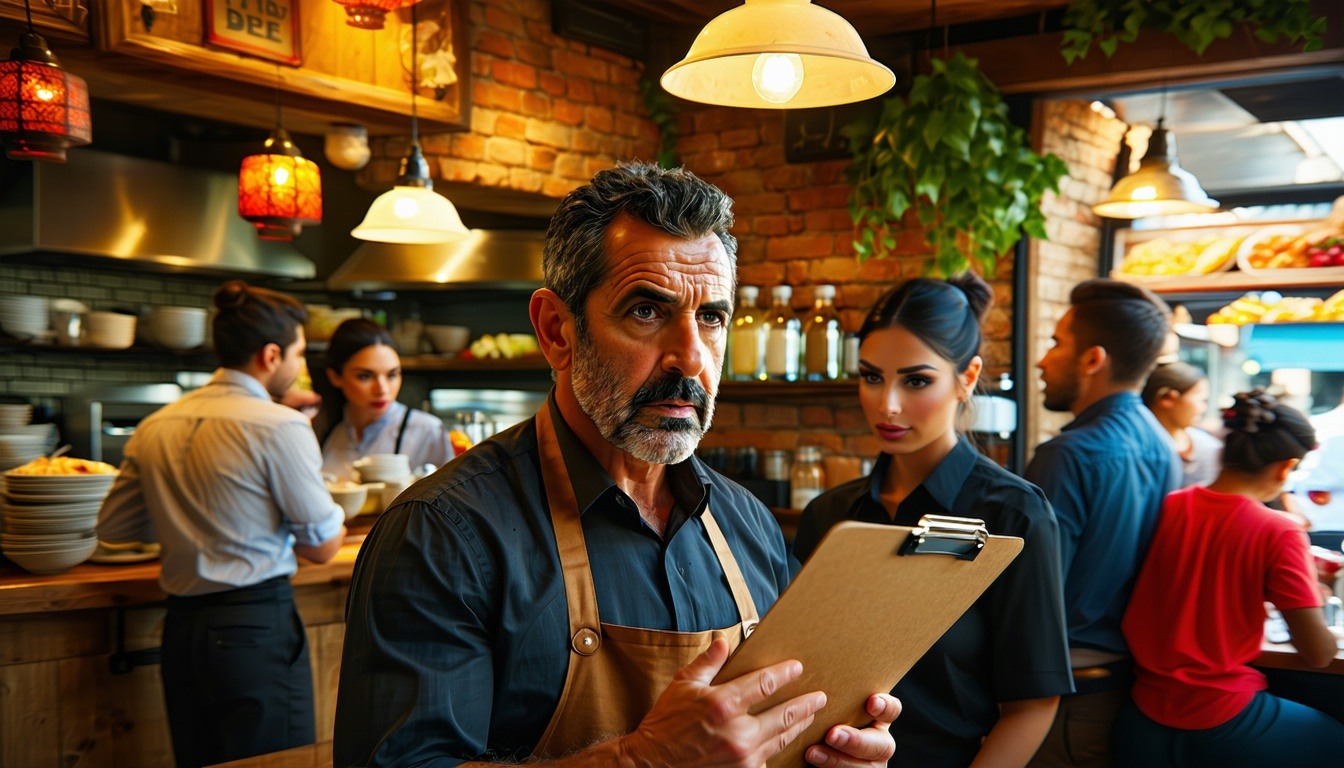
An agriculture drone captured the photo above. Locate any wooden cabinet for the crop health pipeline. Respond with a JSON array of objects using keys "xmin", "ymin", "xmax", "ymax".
[{"xmin": 37, "ymin": 0, "xmax": 469, "ymax": 137}]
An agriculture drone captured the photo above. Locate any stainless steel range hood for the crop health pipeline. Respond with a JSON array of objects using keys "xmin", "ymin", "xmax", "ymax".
[
  {"xmin": 0, "ymin": 150, "xmax": 314, "ymax": 279},
  {"xmin": 327, "ymin": 229, "xmax": 545, "ymax": 291}
]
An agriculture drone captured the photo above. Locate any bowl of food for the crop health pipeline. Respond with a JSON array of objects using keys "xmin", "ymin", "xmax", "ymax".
[{"xmin": 328, "ymin": 481, "xmax": 368, "ymax": 521}]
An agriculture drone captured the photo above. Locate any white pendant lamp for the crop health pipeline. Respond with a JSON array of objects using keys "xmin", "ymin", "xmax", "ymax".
[
  {"xmin": 351, "ymin": 2, "xmax": 468, "ymax": 244},
  {"xmin": 660, "ymin": 0, "xmax": 895, "ymax": 109},
  {"xmin": 1094, "ymin": 117, "xmax": 1218, "ymax": 219}
]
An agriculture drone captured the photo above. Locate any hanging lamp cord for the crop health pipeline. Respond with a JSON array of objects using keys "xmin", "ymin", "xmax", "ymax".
[
  {"xmin": 23, "ymin": 0, "xmax": 34, "ymax": 32},
  {"xmin": 273, "ymin": 66, "xmax": 283, "ymax": 133},
  {"xmin": 410, "ymin": 1, "xmax": 419, "ymax": 146}
]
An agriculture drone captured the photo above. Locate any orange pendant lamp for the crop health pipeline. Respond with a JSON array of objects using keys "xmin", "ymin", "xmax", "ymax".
[
  {"xmin": 333, "ymin": 0, "xmax": 415, "ymax": 30},
  {"xmin": 0, "ymin": 0, "xmax": 92, "ymax": 162},
  {"xmin": 239, "ymin": 84, "xmax": 321, "ymax": 241}
]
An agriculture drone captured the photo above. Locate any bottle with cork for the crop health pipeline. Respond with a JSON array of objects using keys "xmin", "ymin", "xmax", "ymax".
[
  {"xmin": 728, "ymin": 285, "xmax": 767, "ymax": 381},
  {"xmin": 765, "ymin": 285, "xmax": 800, "ymax": 382},
  {"xmin": 802, "ymin": 284, "xmax": 841, "ymax": 381}
]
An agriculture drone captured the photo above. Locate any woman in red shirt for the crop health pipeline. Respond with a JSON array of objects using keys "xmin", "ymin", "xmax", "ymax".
[{"xmin": 1115, "ymin": 389, "xmax": 1343, "ymax": 766}]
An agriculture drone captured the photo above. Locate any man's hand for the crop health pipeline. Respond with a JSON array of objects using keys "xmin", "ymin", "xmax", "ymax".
[
  {"xmin": 615, "ymin": 639, "xmax": 898, "ymax": 768},
  {"xmin": 279, "ymin": 388, "xmax": 322, "ymax": 420}
]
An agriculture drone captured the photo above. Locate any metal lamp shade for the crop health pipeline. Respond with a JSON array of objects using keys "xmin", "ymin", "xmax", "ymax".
[
  {"xmin": 660, "ymin": 0, "xmax": 894, "ymax": 109},
  {"xmin": 332, "ymin": 0, "xmax": 406, "ymax": 30},
  {"xmin": 238, "ymin": 130, "xmax": 323, "ymax": 241},
  {"xmin": 1094, "ymin": 123, "xmax": 1218, "ymax": 219},
  {"xmin": 0, "ymin": 34, "xmax": 92, "ymax": 163}
]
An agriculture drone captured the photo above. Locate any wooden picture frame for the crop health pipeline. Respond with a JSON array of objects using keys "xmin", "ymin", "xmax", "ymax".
[{"xmin": 204, "ymin": 0, "xmax": 302, "ymax": 66}]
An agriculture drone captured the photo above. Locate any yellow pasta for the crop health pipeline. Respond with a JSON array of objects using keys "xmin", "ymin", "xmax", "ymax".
[{"xmin": 9, "ymin": 456, "xmax": 118, "ymax": 475}]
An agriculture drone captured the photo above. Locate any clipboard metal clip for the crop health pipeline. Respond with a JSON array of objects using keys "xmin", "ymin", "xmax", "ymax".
[{"xmin": 898, "ymin": 514, "xmax": 988, "ymax": 561}]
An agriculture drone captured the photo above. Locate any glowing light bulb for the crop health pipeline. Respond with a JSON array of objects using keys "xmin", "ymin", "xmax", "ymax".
[
  {"xmin": 751, "ymin": 53, "xmax": 803, "ymax": 105},
  {"xmin": 271, "ymin": 166, "xmax": 290, "ymax": 186},
  {"xmin": 36, "ymin": 86, "xmax": 55, "ymax": 101},
  {"xmin": 393, "ymin": 196, "xmax": 421, "ymax": 220}
]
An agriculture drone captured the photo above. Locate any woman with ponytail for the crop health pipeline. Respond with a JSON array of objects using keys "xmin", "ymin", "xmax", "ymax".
[
  {"xmin": 792, "ymin": 275, "xmax": 1072, "ymax": 767},
  {"xmin": 1115, "ymin": 389, "xmax": 1343, "ymax": 766}
]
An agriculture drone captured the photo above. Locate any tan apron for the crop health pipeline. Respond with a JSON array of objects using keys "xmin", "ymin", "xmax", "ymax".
[{"xmin": 531, "ymin": 403, "xmax": 760, "ymax": 758}]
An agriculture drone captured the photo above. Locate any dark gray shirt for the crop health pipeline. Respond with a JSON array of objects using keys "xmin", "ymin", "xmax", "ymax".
[{"xmin": 334, "ymin": 399, "xmax": 791, "ymax": 767}]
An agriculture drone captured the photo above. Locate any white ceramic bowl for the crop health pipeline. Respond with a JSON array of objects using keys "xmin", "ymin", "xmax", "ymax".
[
  {"xmin": 2, "ymin": 537, "xmax": 98, "ymax": 574},
  {"xmin": 328, "ymin": 483, "xmax": 368, "ymax": 520},
  {"xmin": 425, "ymin": 325, "xmax": 470, "ymax": 354}
]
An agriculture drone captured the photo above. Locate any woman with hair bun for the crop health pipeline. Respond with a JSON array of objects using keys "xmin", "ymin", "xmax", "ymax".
[
  {"xmin": 792, "ymin": 274, "xmax": 1072, "ymax": 768},
  {"xmin": 1116, "ymin": 389, "xmax": 1343, "ymax": 767}
]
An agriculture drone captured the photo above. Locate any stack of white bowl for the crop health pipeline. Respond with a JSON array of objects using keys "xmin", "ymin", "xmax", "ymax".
[
  {"xmin": 0, "ymin": 428, "xmax": 52, "ymax": 470},
  {"xmin": 0, "ymin": 294, "xmax": 50, "ymax": 339},
  {"xmin": 0, "ymin": 404, "xmax": 33, "ymax": 428},
  {"xmin": 83, "ymin": 311, "xmax": 138, "ymax": 350},
  {"xmin": 144, "ymin": 306, "xmax": 208, "ymax": 350},
  {"xmin": 352, "ymin": 453, "xmax": 412, "ymax": 509},
  {"xmin": 1, "ymin": 470, "xmax": 114, "ymax": 574}
]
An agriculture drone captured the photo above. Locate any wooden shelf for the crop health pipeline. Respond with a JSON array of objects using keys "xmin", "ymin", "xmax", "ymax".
[
  {"xmin": 399, "ymin": 355, "xmax": 550, "ymax": 373},
  {"xmin": 0, "ymin": 340, "xmax": 213, "ymax": 357},
  {"xmin": 1117, "ymin": 271, "xmax": 1344, "ymax": 294}
]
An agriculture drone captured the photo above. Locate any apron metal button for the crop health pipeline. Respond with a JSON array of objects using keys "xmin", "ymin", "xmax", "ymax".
[{"xmin": 571, "ymin": 627, "xmax": 600, "ymax": 656}]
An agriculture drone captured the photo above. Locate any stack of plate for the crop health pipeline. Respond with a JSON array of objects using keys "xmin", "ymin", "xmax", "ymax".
[
  {"xmin": 83, "ymin": 311, "xmax": 138, "ymax": 350},
  {"xmin": 0, "ymin": 294, "xmax": 50, "ymax": 339},
  {"xmin": 1, "ymin": 471, "xmax": 114, "ymax": 574},
  {"xmin": 0, "ymin": 430, "xmax": 51, "ymax": 470},
  {"xmin": 0, "ymin": 404, "xmax": 33, "ymax": 428},
  {"xmin": 144, "ymin": 306, "xmax": 208, "ymax": 350}
]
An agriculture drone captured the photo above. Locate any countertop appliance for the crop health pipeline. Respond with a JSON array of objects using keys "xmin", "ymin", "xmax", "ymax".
[{"xmin": 63, "ymin": 384, "xmax": 183, "ymax": 465}]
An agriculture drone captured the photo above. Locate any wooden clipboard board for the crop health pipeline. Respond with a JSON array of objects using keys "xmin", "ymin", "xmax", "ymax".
[{"xmin": 712, "ymin": 515, "xmax": 1024, "ymax": 767}]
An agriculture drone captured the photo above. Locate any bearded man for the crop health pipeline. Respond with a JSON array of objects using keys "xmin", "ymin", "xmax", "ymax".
[{"xmin": 334, "ymin": 163, "xmax": 900, "ymax": 768}]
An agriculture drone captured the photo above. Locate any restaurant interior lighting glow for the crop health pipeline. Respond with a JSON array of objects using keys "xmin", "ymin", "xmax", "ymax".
[
  {"xmin": 332, "ymin": 0, "xmax": 409, "ymax": 30},
  {"xmin": 660, "ymin": 0, "xmax": 895, "ymax": 109},
  {"xmin": 1094, "ymin": 117, "xmax": 1219, "ymax": 219},
  {"xmin": 238, "ymin": 128, "xmax": 322, "ymax": 241},
  {"xmin": 0, "ymin": 0, "xmax": 92, "ymax": 162},
  {"xmin": 351, "ymin": 0, "xmax": 468, "ymax": 244}
]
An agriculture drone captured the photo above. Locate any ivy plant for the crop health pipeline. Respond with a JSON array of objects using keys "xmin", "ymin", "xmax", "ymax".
[
  {"xmin": 845, "ymin": 53, "xmax": 1069, "ymax": 278},
  {"xmin": 639, "ymin": 77, "xmax": 679, "ymax": 169},
  {"xmin": 1059, "ymin": 0, "xmax": 1326, "ymax": 63}
]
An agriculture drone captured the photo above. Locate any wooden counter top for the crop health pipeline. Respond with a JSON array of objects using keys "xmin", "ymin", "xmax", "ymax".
[
  {"xmin": 1256, "ymin": 640, "xmax": 1344, "ymax": 675},
  {"xmin": 0, "ymin": 518, "xmax": 374, "ymax": 617}
]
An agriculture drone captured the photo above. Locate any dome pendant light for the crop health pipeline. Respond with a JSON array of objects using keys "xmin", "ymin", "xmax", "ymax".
[
  {"xmin": 1094, "ymin": 91, "xmax": 1218, "ymax": 219},
  {"xmin": 0, "ymin": 0, "xmax": 92, "ymax": 162},
  {"xmin": 238, "ymin": 76, "xmax": 322, "ymax": 241},
  {"xmin": 660, "ymin": 0, "xmax": 895, "ymax": 109},
  {"xmin": 352, "ymin": 1, "xmax": 467, "ymax": 244}
]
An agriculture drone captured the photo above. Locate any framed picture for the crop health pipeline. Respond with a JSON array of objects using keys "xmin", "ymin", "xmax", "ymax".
[{"xmin": 205, "ymin": 0, "xmax": 301, "ymax": 66}]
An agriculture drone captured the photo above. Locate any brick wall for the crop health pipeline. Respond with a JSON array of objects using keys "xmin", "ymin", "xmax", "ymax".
[{"xmin": 1023, "ymin": 99, "xmax": 1129, "ymax": 452}]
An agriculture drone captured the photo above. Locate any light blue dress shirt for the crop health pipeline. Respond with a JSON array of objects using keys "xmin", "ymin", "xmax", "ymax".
[
  {"xmin": 97, "ymin": 368, "xmax": 345, "ymax": 596},
  {"xmin": 321, "ymin": 401, "xmax": 453, "ymax": 482}
]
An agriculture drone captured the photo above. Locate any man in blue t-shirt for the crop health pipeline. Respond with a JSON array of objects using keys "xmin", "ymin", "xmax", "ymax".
[{"xmin": 1025, "ymin": 279, "xmax": 1181, "ymax": 768}]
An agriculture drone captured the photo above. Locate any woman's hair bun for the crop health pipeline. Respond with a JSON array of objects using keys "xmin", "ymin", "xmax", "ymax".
[
  {"xmin": 948, "ymin": 272, "xmax": 993, "ymax": 322},
  {"xmin": 1222, "ymin": 388, "xmax": 1279, "ymax": 434}
]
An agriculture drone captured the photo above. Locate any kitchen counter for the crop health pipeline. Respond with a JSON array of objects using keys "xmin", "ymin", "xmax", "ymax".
[
  {"xmin": 1257, "ymin": 640, "xmax": 1344, "ymax": 674},
  {"xmin": 0, "ymin": 517, "xmax": 373, "ymax": 617}
]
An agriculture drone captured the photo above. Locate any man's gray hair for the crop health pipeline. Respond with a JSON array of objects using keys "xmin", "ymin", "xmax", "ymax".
[{"xmin": 543, "ymin": 162, "xmax": 738, "ymax": 337}]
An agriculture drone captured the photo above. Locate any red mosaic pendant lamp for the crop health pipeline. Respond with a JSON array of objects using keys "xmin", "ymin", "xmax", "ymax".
[
  {"xmin": 238, "ymin": 83, "xmax": 322, "ymax": 241},
  {"xmin": 0, "ymin": 0, "xmax": 92, "ymax": 162},
  {"xmin": 333, "ymin": 0, "xmax": 415, "ymax": 30}
]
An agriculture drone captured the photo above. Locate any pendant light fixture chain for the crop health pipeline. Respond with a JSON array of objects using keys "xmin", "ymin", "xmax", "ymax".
[{"xmin": 410, "ymin": 0, "xmax": 419, "ymax": 145}]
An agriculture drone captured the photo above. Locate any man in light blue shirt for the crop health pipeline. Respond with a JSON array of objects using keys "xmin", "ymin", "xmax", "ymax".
[
  {"xmin": 98, "ymin": 280, "xmax": 346, "ymax": 768},
  {"xmin": 1026, "ymin": 279, "xmax": 1180, "ymax": 768}
]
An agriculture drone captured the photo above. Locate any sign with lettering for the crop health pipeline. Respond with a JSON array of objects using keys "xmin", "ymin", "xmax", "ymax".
[{"xmin": 205, "ymin": 0, "xmax": 301, "ymax": 66}]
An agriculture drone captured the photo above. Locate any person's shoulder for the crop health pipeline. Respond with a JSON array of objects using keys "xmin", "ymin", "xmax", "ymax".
[
  {"xmin": 802, "ymin": 475, "xmax": 869, "ymax": 521},
  {"xmin": 397, "ymin": 419, "xmax": 539, "ymax": 510},
  {"xmin": 405, "ymin": 406, "xmax": 449, "ymax": 433},
  {"xmin": 967, "ymin": 455, "xmax": 1053, "ymax": 517}
]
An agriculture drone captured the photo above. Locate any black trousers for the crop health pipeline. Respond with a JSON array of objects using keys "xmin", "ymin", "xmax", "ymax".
[{"xmin": 161, "ymin": 576, "xmax": 315, "ymax": 768}]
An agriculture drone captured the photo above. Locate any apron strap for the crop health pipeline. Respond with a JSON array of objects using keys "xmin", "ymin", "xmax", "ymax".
[
  {"xmin": 701, "ymin": 511, "xmax": 760, "ymax": 631},
  {"xmin": 392, "ymin": 405, "xmax": 413, "ymax": 455}
]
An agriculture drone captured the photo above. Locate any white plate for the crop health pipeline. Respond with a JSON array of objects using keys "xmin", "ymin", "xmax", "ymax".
[
  {"xmin": 3, "ymin": 490, "xmax": 111, "ymax": 503},
  {"xmin": 88, "ymin": 542, "xmax": 160, "ymax": 564}
]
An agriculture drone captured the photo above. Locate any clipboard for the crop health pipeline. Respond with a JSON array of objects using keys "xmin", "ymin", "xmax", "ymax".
[{"xmin": 712, "ymin": 515, "xmax": 1024, "ymax": 767}]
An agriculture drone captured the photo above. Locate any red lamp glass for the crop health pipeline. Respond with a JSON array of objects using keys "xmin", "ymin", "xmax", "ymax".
[
  {"xmin": 0, "ymin": 31, "xmax": 92, "ymax": 162},
  {"xmin": 332, "ymin": 0, "xmax": 408, "ymax": 30},
  {"xmin": 238, "ymin": 128, "xmax": 322, "ymax": 241}
]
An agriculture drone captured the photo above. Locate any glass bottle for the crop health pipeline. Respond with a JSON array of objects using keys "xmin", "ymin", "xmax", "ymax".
[
  {"xmin": 790, "ymin": 446, "xmax": 826, "ymax": 510},
  {"xmin": 765, "ymin": 285, "xmax": 800, "ymax": 382},
  {"xmin": 729, "ymin": 285, "xmax": 767, "ymax": 381},
  {"xmin": 802, "ymin": 284, "xmax": 841, "ymax": 381},
  {"xmin": 842, "ymin": 332, "xmax": 861, "ymax": 379}
]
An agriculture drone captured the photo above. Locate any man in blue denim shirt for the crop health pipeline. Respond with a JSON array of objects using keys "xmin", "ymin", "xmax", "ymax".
[{"xmin": 1025, "ymin": 279, "xmax": 1181, "ymax": 768}]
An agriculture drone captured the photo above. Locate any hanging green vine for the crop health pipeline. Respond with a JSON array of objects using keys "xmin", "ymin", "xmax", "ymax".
[
  {"xmin": 1059, "ymin": 0, "xmax": 1326, "ymax": 63},
  {"xmin": 639, "ymin": 77, "xmax": 679, "ymax": 169},
  {"xmin": 845, "ymin": 53, "xmax": 1069, "ymax": 278}
]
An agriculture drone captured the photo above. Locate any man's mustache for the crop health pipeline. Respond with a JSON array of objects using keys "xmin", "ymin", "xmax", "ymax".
[{"xmin": 630, "ymin": 375, "xmax": 709, "ymax": 418}]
